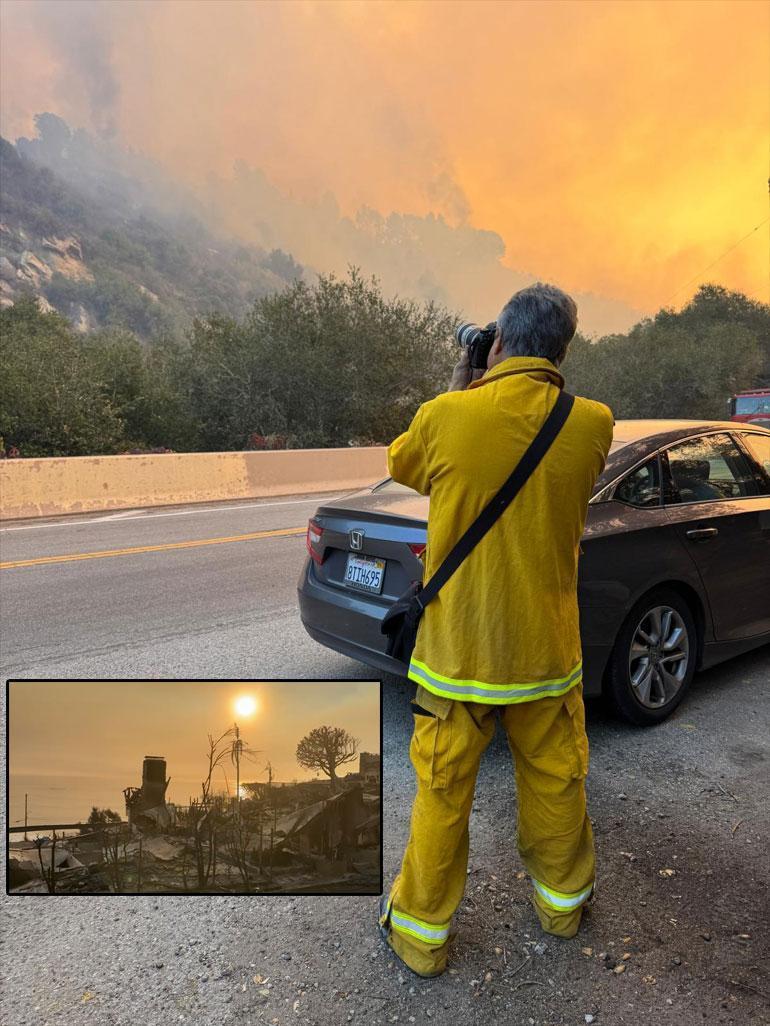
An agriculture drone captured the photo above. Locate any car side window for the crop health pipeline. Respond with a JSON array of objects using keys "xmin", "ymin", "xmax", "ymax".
[
  {"xmin": 740, "ymin": 433, "xmax": 770, "ymax": 485},
  {"xmin": 665, "ymin": 434, "xmax": 758, "ymax": 504},
  {"xmin": 614, "ymin": 457, "xmax": 661, "ymax": 507}
]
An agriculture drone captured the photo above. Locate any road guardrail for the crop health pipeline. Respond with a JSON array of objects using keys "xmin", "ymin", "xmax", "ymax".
[{"xmin": 0, "ymin": 447, "xmax": 389, "ymax": 520}]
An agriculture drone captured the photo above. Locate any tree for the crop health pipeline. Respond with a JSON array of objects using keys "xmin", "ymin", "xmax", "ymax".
[
  {"xmin": 562, "ymin": 284, "xmax": 766, "ymax": 420},
  {"xmin": 184, "ymin": 268, "xmax": 457, "ymax": 450},
  {"xmin": 0, "ymin": 298, "xmax": 127, "ymax": 456},
  {"xmin": 0, "ymin": 299, "xmax": 195, "ymax": 456},
  {"xmin": 86, "ymin": 807, "xmax": 122, "ymax": 826},
  {"xmin": 82, "ymin": 327, "xmax": 196, "ymax": 449},
  {"xmin": 658, "ymin": 284, "xmax": 770, "ymax": 386},
  {"xmin": 264, "ymin": 248, "xmax": 304, "ymax": 283},
  {"xmin": 296, "ymin": 725, "xmax": 359, "ymax": 793},
  {"xmin": 183, "ymin": 725, "xmax": 259, "ymax": 890}
]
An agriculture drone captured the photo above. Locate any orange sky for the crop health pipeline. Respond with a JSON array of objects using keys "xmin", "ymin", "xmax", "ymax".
[
  {"xmin": 1, "ymin": 0, "xmax": 768, "ymax": 321},
  {"xmin": 9, "ymin": 681, "xmax": 380, "ymax": 813}
]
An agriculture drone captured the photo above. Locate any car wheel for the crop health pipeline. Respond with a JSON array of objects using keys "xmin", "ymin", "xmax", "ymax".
[{"xmin": 606, "ymin": 587, "xmax": 698, "ymax": 726}]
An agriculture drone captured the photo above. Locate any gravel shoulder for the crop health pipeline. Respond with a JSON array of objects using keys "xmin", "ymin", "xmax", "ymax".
[{"xmin": 3, "ymin": 647, "xmax": 769, "ymax": 1026}]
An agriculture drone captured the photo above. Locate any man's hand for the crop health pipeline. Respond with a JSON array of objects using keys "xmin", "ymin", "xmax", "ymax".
[{"xmin": 447, "ymin": 350, "xmax": 485, "ymax": 392}]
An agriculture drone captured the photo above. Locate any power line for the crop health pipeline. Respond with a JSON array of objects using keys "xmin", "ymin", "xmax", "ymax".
[{"xmin": 663, "ymin": 215, "xmax": 770, "ymax": 307}]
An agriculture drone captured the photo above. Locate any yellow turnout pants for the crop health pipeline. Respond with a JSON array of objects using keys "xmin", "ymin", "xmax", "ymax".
[{"xmin": 381, "ymin": 684, "xmax": 594, "ymax": 977}]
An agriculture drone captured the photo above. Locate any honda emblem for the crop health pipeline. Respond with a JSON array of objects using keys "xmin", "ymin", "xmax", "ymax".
[{"xmin": 349, "ymin": 529, "xmax": 364, "ymax": 551}]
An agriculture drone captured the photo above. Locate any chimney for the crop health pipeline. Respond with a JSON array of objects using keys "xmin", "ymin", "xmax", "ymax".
[{"xmin": 141, "ymin": 756, "xmax": 169, "ymax": 808}]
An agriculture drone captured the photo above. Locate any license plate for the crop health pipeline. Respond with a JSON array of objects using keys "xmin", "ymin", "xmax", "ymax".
[{"xmin": 344, "ymin": 553, "xmax": 386, "ymax": 594}]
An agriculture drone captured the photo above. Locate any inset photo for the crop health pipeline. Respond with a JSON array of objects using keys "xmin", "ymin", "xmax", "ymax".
[{"xmin": 7, "ymin": 679, "xmax": 381, "ymax": 896}]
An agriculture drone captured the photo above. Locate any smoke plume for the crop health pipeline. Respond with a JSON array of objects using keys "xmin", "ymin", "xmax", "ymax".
[{"xmin": 1, "ymin": 0, "xmax": 767, "ymax": 331}]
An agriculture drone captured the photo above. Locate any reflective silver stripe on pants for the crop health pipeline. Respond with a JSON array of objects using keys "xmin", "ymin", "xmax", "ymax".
[
  {"xmin": 390, "ymin": 910, "xmax": 450, "ymax": 945},
  {"xmin": 533, "ymin": 879, "xmax": 593, "ymax": 910}
]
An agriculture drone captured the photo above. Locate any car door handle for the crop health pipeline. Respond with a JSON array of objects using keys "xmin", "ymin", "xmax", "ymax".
[{"xmin": 686, "ymin": 527, "xmax": 719, "ymax": 541}]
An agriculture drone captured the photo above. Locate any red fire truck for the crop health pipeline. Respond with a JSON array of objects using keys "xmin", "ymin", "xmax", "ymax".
[{"xmin": 728, "ymin": 388, "xmax": 770, "ymax": 426}]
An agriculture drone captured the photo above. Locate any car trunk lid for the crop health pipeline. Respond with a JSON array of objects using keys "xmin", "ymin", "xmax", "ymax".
[{"xmin": 310, "ymin": 500, "xmax": 427, "ymax": 604}]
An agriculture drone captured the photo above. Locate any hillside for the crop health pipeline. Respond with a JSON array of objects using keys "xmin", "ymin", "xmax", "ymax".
[
  {"xmin": 0, "ymin": 116, "xmax": 304, "ymax": 339},
  {"xmin": 2, "ymin": 120, "xmax": 768, "ymax": 461}
]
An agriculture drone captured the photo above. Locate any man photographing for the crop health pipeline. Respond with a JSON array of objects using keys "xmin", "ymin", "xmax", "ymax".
[{"xmin": 379, "ymin": 283, "xmax": 614, "ymax": 978}]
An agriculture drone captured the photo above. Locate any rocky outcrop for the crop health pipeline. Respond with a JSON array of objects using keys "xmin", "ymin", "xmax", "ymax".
[
  {"xmin": 41, "ymin": 235, "xmax": 84, "ymax": 261},
  {"xmin": 0, "ymin": 254, "xmax": 16, "ymax": 281},
  {"xmin": 40, "ymin": 235, "xmax": 92, "ymax": 282},
  {"xmin": 0, "ymin": 224, "xmax": 94, "ymax": 316},
  {"xmin": 68, "ymin": 302, "xmax": 93, "ymax": 333},
  {"xmin": 18, "ymin": 250, "xmax": 53, "ymax": 287},
  {"xmin": 138, "ymin": 283, "xmax": 159, "ymax": 303}
]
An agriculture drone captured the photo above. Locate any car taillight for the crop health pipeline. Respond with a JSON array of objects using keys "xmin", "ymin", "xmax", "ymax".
[
  {"xmin": 306, "ymin": 518, "xmax": 325, "ymax": 564},
  {"xmin": 408, "ymin": 543, "xmax": 426, "ymax": 558}
]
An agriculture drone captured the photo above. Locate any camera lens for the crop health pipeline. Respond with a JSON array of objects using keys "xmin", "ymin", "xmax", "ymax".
[{"xmin": 456, "ymin": 322, "xmax": 481, "ymax": 348}]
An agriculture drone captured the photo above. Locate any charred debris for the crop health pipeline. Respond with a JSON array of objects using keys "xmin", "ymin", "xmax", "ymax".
[{"xmin": 8, "ymin": 753, "xmax": 381, "ymax": 894}]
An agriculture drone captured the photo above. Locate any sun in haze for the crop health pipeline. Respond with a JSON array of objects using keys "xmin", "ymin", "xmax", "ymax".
[{"xmin": 234, "ymin": 695, "xmax": 257, "ymax": 718}]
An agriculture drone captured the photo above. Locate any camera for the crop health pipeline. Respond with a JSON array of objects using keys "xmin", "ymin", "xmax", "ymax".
[{"xmin": 455, "ymin": 321, "xmax": 497, "ymax": 370}]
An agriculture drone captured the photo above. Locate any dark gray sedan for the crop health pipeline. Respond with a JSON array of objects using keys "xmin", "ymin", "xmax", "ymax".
[{"xmin": 298, "ymin": 420, "xmax": 770, "ymax": 724}]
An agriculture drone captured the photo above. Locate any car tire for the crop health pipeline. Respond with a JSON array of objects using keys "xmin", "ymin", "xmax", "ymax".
[{"xmin": 605, "ymin": 587, "xmax": 698, "ymax": 726}]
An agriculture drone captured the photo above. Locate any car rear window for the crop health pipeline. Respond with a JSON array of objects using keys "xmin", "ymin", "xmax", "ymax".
[{"xmin": 741, "ymin": 432, "xmax": 770, "ymax": 483}]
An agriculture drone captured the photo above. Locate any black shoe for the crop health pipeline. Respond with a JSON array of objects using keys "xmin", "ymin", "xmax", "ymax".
[{"xmin": 377, "ymin": 895, "xmax": 390, "ymax": 942}]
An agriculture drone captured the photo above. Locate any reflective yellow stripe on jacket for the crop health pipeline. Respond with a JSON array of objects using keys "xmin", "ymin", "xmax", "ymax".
[
  {"xmin": 387, "ymin": 356, "xmax": 614, "ymax": 703},
  {"xmin": 408, "ymin": 656, "xmax": 583, "ymax": 706}
]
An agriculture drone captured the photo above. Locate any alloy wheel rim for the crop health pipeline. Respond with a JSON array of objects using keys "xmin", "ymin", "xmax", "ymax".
[{"xmin": 628, "ymin": 605, "xmax": 690, "ymax": 709}]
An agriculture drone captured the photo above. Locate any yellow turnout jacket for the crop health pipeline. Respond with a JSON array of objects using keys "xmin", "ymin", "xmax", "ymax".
[{"xmin": 388, "ymin": 356, "xmax": 613, "ymax": 704}]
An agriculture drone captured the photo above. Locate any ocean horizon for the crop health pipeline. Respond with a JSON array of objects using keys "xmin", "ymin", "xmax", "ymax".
[{"xmin": 8, "ymin": 771, "xmax": 213, "ymax": 830}]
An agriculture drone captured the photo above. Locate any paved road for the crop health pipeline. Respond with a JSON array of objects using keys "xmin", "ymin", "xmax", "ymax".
[
  {"xmin": 0, "ymin": 494, "xmax": 359, "ymax": 681},
  {"xmin": 2, "ymin": 497, "xmax": 769, "ymax": 1025}
]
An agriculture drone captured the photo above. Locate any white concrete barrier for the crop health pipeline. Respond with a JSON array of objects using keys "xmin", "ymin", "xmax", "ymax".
[{"xmin": 0, "ymin": 447, "xmax": 389, "ymax": 520}]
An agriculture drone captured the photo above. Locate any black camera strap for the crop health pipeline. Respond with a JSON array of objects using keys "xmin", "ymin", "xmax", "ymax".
[{"xmin": 416, "ymin": 389, "xmax": 575, "ymax": 610}]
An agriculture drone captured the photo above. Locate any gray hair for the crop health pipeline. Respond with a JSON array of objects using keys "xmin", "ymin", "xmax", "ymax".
[{"xmin": 496, "ymin": 283, "xmax": 578, "ymax": 365}]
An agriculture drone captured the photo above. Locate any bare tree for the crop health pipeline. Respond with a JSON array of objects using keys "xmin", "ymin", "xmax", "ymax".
[
  {"xmin": 188, "ymin": 726, "xmax": 258, "ymax": 889},
  {"xmin": 296, "ymin": 726, "xmax": 359, "ymax": 793},
  {"xmin": 224, "ymin": 816, "xmax": 255, "ymax": 889},
  {"xmin": 102, "ymin": 823, "xmax": 127, "ymax": 892},
  {"xmin": 189, "ymin": 729, "xmax": 231, "ymax": 889}
]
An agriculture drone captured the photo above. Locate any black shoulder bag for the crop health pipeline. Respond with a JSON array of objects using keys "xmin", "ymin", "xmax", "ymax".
[{"xmin": 380, "ymin": 390, "xmax": 575, "ymax": 665}]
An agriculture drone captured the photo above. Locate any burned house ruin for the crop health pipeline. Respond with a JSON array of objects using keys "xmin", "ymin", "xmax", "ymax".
[
  {"xmin": 123, "ymin": 755, "xmax": 172, "ymax": 831},
  {"xmin": 359, "ymin": 752, "xmax": 380, "ymax": 787},
  {"xmin": 9, "ymin": 749, "xmax": 381, "ymax": 894},
  {"xmin": 273, "ymin": 785, "xmax": 376, "ymax": 857}
]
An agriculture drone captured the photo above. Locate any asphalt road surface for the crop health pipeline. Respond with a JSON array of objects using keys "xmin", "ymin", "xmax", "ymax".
[
  {"xmin": 0, "ymin": 493, "xmax": 358, "ymax": 681},
  {"xmin": 2, "ymin": 496, "xmax": 769, "ymax": 1025}
]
